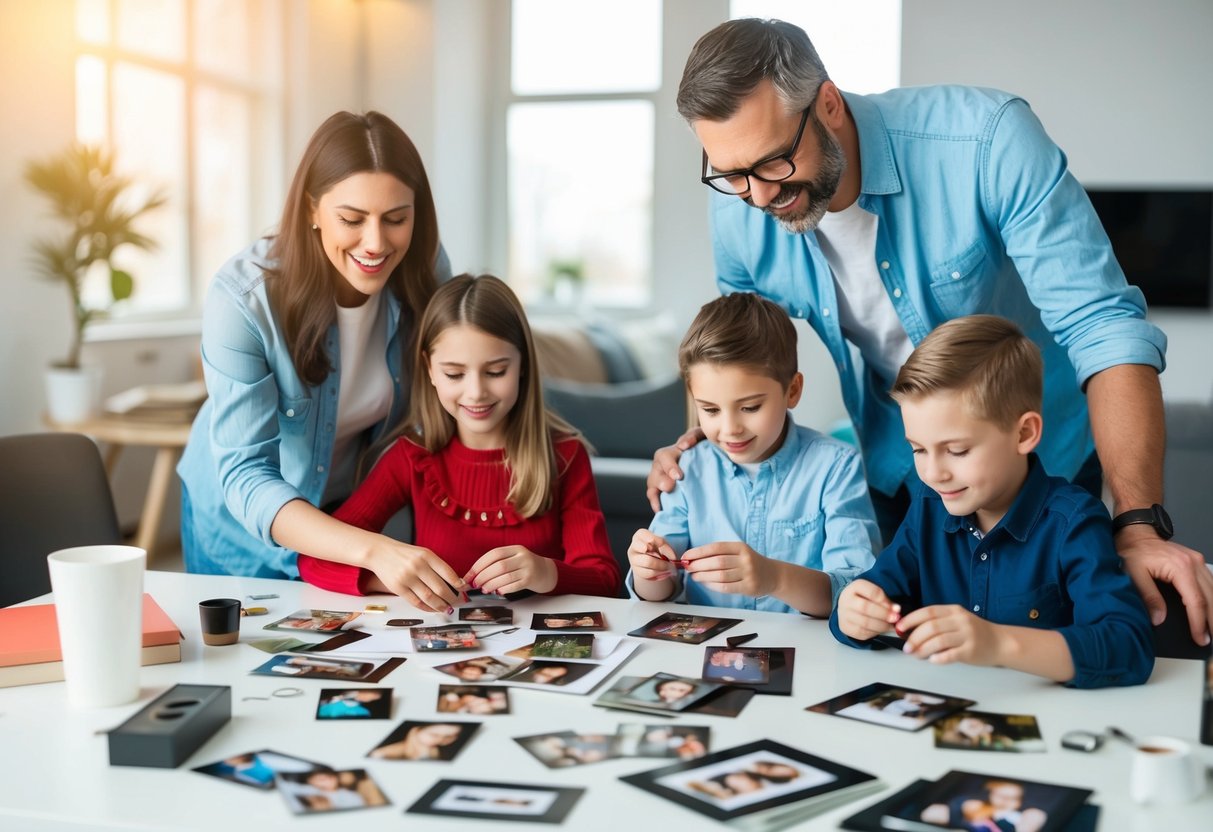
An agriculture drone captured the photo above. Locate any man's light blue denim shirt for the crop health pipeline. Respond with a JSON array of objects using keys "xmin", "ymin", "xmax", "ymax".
[
  {"xmin": 177, "ymin": 237, "xmax": 451, "ymax": 578},
  {"xmin": 710, "ymin": 86, "xmax": 1167, "ymax": 496},
  {"xmin": 626, "ymin": 419, "xmax": 880, "ymax": 614}
]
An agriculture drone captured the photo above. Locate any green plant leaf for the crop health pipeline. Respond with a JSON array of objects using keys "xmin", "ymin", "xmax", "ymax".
[{"xmin": 110, "ymin": 268, "xmax": 134, "ymax": 301}]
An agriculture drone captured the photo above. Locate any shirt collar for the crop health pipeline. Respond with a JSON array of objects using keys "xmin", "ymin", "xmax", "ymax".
[
  {"xmin": 840, "ymin": 91, "xmax": 901, "ymax": 197},
  {"xmin": 941, "ymin": 453, "xmax": 1051, "ymax": 542}
]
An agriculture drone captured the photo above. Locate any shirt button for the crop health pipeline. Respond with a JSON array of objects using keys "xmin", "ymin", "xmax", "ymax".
[
  {"xmin": 285, "ymin": 408, "xmax": 295, "ymax": 417},
  {"xmin": 951, "ymin": 271, "xmax": 961, "ymax": 280},
  {"xmin": 892, "ymin": 287, "xmax": 902, "ymax": 298},
  {"xmin": 823, "ymin": 308, "xmax": 831, "ymax": 317},
  {"xmin": 972, "ymin": 605, "xmax": 981, "ymax": 612},
  {"xmin": 1029, "ymin": 608, "xmax": 1040, "ymax": 620},
  {"xmin": 880, "ymin": 260, "xmax": 890, "ymax": 270},
  {"xmin": 316, "ymin": 465, "xmax": 324, "ymax": 473},
  {"xmin": 326, "ymin": 423, "xmax": 334, "ymax": 432},
  {"xmin": 980, "ymin": 553, "xmax": 987, "ymax": 561},
  {"xmin": 480, "ymin": 512, "xmax": 488, "ymax": 522}
]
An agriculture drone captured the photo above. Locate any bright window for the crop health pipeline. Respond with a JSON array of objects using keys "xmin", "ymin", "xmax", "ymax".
[{"xmin": 74, "ymin": 0, "xmax": 283, "ymax": 318}]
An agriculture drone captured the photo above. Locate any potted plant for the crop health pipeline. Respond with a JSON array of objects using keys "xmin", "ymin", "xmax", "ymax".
[{"xmin": 24, "ymin": 144, "xmax": 166, "ymax": 422}]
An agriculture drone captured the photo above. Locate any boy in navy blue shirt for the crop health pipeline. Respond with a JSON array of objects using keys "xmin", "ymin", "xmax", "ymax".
[{"xmin": 831, "ymin": 316, "xmax": 1153, "ymax": 687}]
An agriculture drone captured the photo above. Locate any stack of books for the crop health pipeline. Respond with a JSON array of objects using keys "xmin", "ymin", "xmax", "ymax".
[
  {"xmin": 104, "ymin": 381, "xmax": 207, "ymax": 423},
  {"xmin": 0, "ymin": 593, "xmax": 182, "ymax": 688}
]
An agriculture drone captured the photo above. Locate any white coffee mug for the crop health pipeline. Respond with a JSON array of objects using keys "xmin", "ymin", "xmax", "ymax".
[
  {"xmin": 1129, "ymin": 735, "xmax": 1207, "ymax": 804},
  {"xmin": 47, "ymin": 545, "xmax": 146, "ymax": 708}
]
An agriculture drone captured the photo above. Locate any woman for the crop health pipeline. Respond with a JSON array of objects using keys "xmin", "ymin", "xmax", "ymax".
[{"xmin": 178, "ymin": 111, "xmax": 450, "ymax": 585}]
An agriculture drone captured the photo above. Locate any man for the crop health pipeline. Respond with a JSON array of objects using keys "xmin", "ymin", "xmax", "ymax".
[{"xmin": 647, "ymin": 18, "xmax": 1211, "ymax": 645}]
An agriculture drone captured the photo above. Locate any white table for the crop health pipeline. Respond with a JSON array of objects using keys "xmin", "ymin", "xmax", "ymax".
[{"xmin": 0, "ymin": 572, "xmax": 1208, "ymax": 831}]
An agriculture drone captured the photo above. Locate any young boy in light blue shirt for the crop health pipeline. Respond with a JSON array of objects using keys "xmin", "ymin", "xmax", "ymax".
[{"xmin": 627, "ymin": 293, "xmax": 879, "ymax": 616}]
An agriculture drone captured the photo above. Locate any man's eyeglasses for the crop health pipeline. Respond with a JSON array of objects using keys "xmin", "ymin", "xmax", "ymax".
[{"xmin": 700, "ymin": 103, "xmax": 813, "ymax": 196}]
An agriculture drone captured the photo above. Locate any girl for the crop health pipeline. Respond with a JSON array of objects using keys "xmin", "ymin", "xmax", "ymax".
[
  {"xmin": 297, "ymin": 275, "xmax": 620, "ymax": 607},
  {"xmin": 178, "ymin": 111, "xmax": 449, "ymax": 581}
]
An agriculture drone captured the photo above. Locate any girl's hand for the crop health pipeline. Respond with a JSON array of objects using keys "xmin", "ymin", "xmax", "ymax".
[
  {"xmin": 464, "ymin": 546, "xmax": 558, "ymax": 595},
  {"xmin": 680, "ymin": 541, "xmax": 778, "ymax": 597},
  {"xmin": 365, "ymin": 542, "xmax": 467, "ymax": 613},
  {"xmin": 627, "ymin": 529, "xmax": 677, "ymax": 582},
  {"xmin": 897, "ymin": 604, "xmax": 1003, "ymax": 665},
  {"xmin": 836, "ymin": 579, "xmax": 901, "ymax": 641}
]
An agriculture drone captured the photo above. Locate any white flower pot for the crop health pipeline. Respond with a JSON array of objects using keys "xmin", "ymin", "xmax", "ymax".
[{"xmin": 45, "ymin": 365, "xmax": 103, "ymax": 424}]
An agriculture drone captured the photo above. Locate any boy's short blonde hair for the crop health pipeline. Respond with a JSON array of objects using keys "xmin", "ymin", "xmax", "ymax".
[
  {"xmin": 678, "ymin": 292, "xmax": 798, "ymax": 387},
  {"xmin": 890, "ymin": 315, "xmax": 1042, "ymax": 428}
]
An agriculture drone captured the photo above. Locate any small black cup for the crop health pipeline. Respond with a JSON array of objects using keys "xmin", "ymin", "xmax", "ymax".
[{"xmin": 199, "ymin": 598, "xmax": 242, "ymax": 646}]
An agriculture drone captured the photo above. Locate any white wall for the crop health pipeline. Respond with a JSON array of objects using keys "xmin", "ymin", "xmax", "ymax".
[{"xmin": 901, "ymin": 0, "xmax": 1213, "ymax": 402}]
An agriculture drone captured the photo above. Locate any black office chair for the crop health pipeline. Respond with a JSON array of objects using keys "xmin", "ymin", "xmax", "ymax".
[{"xmin": 0, "ymin": 432, "xmax": 122, "ymax": 606}]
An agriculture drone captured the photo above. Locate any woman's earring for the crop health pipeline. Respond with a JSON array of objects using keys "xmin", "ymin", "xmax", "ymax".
[{"xmin": 311, "ymin": 223, "xmax": 318, "ymax": 230}]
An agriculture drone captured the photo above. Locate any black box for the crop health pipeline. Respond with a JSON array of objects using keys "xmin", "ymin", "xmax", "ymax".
[{"xmin": 108, "ymin": 684, "xmax": 231, "ymax": 768}]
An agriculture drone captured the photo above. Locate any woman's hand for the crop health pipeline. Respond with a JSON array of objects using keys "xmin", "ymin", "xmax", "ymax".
[
  {"xmin": 645, "ymin": 427, "xmax": 704, "ymax": 511},
  {"xmin": 464, "ymin": 546, "xmax": 558, "ymax": 595},
  {"xmin": 364, "ymin": 541, "xmax": 467, "ymax": 613}
]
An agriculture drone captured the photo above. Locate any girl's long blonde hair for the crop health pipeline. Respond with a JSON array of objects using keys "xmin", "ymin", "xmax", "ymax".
[{"xmin": 403, "ymin": 274, "xmax": 580, "ymax": 518}]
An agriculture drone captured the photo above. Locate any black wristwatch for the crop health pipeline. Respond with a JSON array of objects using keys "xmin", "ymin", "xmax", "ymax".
[{"xmin": 1111, "ymin": 503, "xmax": 1174, "ymax": 540}]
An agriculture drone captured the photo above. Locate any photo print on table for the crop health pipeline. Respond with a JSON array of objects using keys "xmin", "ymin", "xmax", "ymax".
[
  {"xmin": 620, "ymin": 739, "xmax": 881, "ymax": 826},
  {"xmin": 499, "ymin": 659, "xmax": 598, "ymax": 688},
  {"xmin": 367, "ymin": 720, "xmax": 480, "ymax": 762},
  {"xmin": 407, "ymin": 779, "xmax": 585, "ymax": 824},
  {"xmin": 879, "ymin": 769, "xmax": 1093, "ymax": 832},
  {"xmin": 530, "ymin": 611, "xmax": 607, "ymax": 631},
  {"xmin": 617, "ymin": 673, "xmax": 721, "ymax": 712},
  {"xmin": 628, "ymin": 611, "xmax": 742, "ymax": 645},
  {"xmin": 433, "ymin": 655, "xmax": 518, "ymax": 683},
  {"xmin": 701, "ymin": 647, "xmax": 770, "ymax": 685},
  {"xmin": 410, "ymin": 625, "xmax": 480, "ymax": 651},
  {"xmin": 615, "ymin": 723, "xmax": 711, "ymax": 760},
  {"xmin": 193, "ymin": 749, "xmax": 329, "ymax": 791},
  {"xmin": 458, "ymin": 606, "xmax": 513, "ymax": 624},
  {"xmin": 807, "ymin": 682, "xmax": 975, "ymax": 732},
  {"xmin": 263, "ymin": 608, "xmax": 362, "ymax": 633},
  {"xmin": 251, "ymin": 654, "xmax": 405, "ymax": 683},
  {"xmin": 437, "ymin": 684, "xmax": 511, "ymax": 715},
  {"xmin": 275, "ymin": 768, "xmax": 390, "ymax": 815},
  {"xmin": 532, "ymin": 633, "xmax": 595, "ymax": 659},
  {"xmin": 595, "ymin": 675, "xmax": 756, "ymax": 719},
  {"xmin": 315, "ymin": 687, "xmax": 393, "ymax": 720},
  {"xmin": 932, "ymin": 711, "xmax": 1046, "ymax": 753},
  {"xmin": 514, "ymin": 731, "xmax": 619, "ymax": 768}
]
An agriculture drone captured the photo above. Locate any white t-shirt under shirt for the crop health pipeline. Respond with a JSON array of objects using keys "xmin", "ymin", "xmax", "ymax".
[
  {"xmin": 814, "ymin": 201, "xmax": 913, "ymax": 384},
  {"xmin": 322, "ymin": 294, "xmax": 392, "ymax": 506}
]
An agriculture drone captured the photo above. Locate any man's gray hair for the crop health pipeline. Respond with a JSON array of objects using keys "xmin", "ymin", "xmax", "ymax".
[{"xmin": 677, "ymin": 18, "xmax": 829, "ymax": 122}]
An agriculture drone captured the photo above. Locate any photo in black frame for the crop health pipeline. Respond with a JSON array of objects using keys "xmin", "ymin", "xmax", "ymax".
[
  {"xmin": 879, "ymin": 769, "xmax": 1093, "ymax": 832},
  {"xmin": 1201, "ymin": 656, "xmax": 1213, "ymax": 746},
  {"xmin": 407, "ymin": 779, "xmax": 585, "ymax": 824}
]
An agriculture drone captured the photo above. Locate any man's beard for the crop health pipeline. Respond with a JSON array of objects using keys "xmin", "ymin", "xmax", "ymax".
[{"xmin": 756, "ymin": 115, "xmax": 846, "ymax": 234}]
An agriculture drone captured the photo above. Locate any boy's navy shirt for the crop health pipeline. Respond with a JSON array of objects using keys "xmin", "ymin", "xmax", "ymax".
[{"xmin": 829, "ymin": 454, "xmax": 1154, "ymax": 688}]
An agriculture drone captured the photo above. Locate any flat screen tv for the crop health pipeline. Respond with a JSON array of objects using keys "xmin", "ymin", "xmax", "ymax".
[{"xmin": 1084, "ymin": 188, "xmax": 1213, "ymax": 309}]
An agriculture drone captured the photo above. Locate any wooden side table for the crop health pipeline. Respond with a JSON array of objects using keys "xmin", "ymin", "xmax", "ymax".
[{"xmin": 44, "ymin": 414, "xmax": 193, "ymax": 560}]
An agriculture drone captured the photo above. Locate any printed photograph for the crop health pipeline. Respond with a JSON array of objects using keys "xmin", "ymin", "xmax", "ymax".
[
  {"xmin": 263, "ymin": 609, "xmax": 361, "ymax": 633},
  {"xmin": 530, "ymin": 611, "xmax": 607, "ymax": 631},
  {"xmin": 407, "ymin": 779, "xmax": 585, "ymax": 824},
  {"xmin": 701, "ymin": 647, "xmax": 770, "ymax": 684},
  {"xmin": 506, "ymin": 643, "xmax": 535, "ymax": 660},
  {"xmin": 276, "ymin": 768, "xmax": 389, "ymax": 815},
  {"xmin": 807, "ymin": 682, "xmax": 974, "ymax": 732},
  {"xmin": 532, "ymin": 633, "xmax": 595, "ymax": 659},
  {"xmin": 367, "ymin": 720, "xmax": 479, "ymax": 761},
  {"xmin": 515, "ymin": 731, "xmax": 618, "ymax": 768},
  {"xmin": 628, "ymin": 612, "xmax": 742, "ymax": 645},
  {"xmin": 459, "ymin": 606, "xmax": 513, "ymax": 624},
  {"xmin": 437, "ymin": 684, "xmax": 511, "ymax": 715},
  {"xmin": 433, "ymin": 655, "xmax": 517, "ymax": 683},
  {"xmin": 882, "ymin": 770, "xmax": 1093, "ymax": 832},
  {"xmin": 193, "ymin": 749, "xmax": 328, "ymax": 791},
  {"xmin": 500, "ymin": 659, "xmax": 597, "ymax": 687},
  {"xmin": 620, "ymin": 674, "xmax": 719, "ymax": 712},
  {"xmin": 315, "ymin": 688, "xmax": 392, "ymax": 720},
  {"xmin": 615, "ymin": 724, "xmax": 711, "ymax": 760},
  {"xmin": 410, "ymin": 625, "xmax": 480, "ymax": 651},
  {"xmin": 252, "ymin": 654, "xmax": 377, "ymax": 681},
  {"xmin": 620, "ymin": 740, "xmax": 879, "ymax": 823},
  {"xmin": 933, "ymin": 711, "xmax": 1046, "ymax": 752}
]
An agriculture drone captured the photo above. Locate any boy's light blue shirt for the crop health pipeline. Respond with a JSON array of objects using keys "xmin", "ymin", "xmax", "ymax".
[
  {"xmin": 710, "ymin": 86, "xmax": 1167, "ymax": 497},
  {"xmin": 626, "ymin": 418, "xmax": 880, "ymax": 614},
  {"xmin": 177, "ymin": 237, "xmax": 451, "ymax": 579}
]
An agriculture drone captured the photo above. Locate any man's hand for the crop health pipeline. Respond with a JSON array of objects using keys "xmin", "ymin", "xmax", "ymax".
[
  {"xmin": 365, "ymin": 544, "xmax": 466, "ymax": 613},
  {"xmin": 897, "ymin": 605, "xmax": 1003, "ymax": 665},
  {"xmin": 464, "ymin": 546, "xmax": 558, "ymax": 596},
  {"xmin": 836, "ymin": 579, "xmax": 901, "ymax": 641},
  {"xmin": 645, "ymin": 428, "xmax": 704, "ymax": 511},
  {"xmin": 1117, "ymin": 525, "xmax": 1213, "ymax": 645},
  {"xmin": 681, "ymin": 541, "xmax": 779, "ymax": 597}
]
